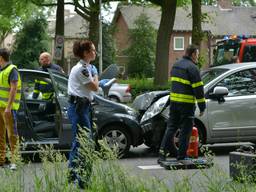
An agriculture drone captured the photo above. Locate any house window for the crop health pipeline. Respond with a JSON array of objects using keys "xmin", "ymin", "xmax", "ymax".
[
  {"xmin": 174, "ymin": 37, "xmax": 184, "ymax": 50},
  {"xmin": 189, "ymin": 37, "xmax": 192, "ymax": 45}
]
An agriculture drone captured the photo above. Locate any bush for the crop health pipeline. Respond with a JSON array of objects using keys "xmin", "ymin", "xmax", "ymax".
[{"xmin": 119, "ymin": 77, "xmax": 171, "ymax": 98}]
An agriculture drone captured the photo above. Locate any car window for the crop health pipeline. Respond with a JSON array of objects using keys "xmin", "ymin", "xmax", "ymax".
[
  {"xmin": 216, "ymin": 69, "xmax": 256, "ymax": 97},
  {"xmin": 242, "ymin": 45, "xmax": 256, "ymax": 62},
  {"xmin": 201, "ymin": 68, "xmax": 229, "ymax": 85},
  {"xmin": 51, "ymin": 73, "xmax": 68, "ymax": 98},
  {"xmin": 22, "ymin": 72, "xmax": 53, "ymax": 100}
]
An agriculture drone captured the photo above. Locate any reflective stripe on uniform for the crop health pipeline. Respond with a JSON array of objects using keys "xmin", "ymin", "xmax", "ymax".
[
  {"xmin": 42, "ymin": 92, "xmax": 53, "ymax": 100},
  {"xmin": 192, "ymin": 81, "xmax": 204, "ymax": 88},
  {"xmin": 170, "ymin": 92, "xmax": 196, "ymax": 103},
  {"xmin": 170, "ymin": 93, "xmax": 206, "ymax": 104},
  {"xmin": 0, "ymin": 96, "xmax": 20, "ymax": 105},
  {"xmin": 35, "ymin": 80, "xmax": 48, "ymax": 85},
  {"xmin": 0, "ymin": 87, "xmax": 21, "ymax": 93},
  {"xmin": 197, "ymin": 98, "xmax": 206, "ymax": 103},
  {"xmin": 33, "ymin": 89, "xmax": 40, "ymax": 93},
  {"xmin": 0, "ymin": 90, "xmax": 21, "ymax": 99},
  {"xmin": 171, "ymin": 77, "xmax": 191, "ymax": 85}
]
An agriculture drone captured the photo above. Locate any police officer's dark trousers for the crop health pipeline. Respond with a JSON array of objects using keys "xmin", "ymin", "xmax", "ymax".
[
  {"xmin": 67, "ymin": 97, "xmax": 92, "ymax": 188},
  {"xmin": 160, "ymin": 102, "xmax": 195, "ymax": 160}
]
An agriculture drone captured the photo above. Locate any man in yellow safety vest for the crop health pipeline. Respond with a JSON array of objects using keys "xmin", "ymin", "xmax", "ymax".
[{"xmin": 0, "ymin": 48, "xmax": 21, "ymax": 170}]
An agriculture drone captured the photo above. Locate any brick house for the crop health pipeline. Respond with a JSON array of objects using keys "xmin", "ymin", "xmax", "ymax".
[{"xmin": 113, "ymin": 1, "xmax": 256, "ymax": 73}]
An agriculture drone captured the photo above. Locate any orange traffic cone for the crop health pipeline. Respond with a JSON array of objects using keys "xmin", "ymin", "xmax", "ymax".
[{"xmin": 187, "ymin": 127, "xmax": 199, "ymax": 158}]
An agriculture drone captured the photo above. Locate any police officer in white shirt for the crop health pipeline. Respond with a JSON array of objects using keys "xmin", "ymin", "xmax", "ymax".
[{"xmin": 67, "ymin": 40, "xmax": 99, "ymax": 188}]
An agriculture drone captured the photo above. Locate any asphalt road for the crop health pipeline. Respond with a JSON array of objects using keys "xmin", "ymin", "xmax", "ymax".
[{"xmin": 118, "ymin": 143, "xmax": 253, "ymax": 192}]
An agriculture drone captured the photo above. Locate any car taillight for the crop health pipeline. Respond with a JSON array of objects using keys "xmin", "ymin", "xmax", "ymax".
[{"xmin": 126, "ymin": 85, "xmax": 131, "ymax": 93}]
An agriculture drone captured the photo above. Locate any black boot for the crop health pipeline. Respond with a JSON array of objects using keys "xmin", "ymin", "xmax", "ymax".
[{"xmin": 157, "ymin": 149, "xmax": 166, "ymax": 164}]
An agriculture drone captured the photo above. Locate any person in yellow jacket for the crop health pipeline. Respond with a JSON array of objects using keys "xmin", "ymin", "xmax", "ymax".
[{"xmin": 0, "ymin": 48, "xmax": 21, "ymax": 170}]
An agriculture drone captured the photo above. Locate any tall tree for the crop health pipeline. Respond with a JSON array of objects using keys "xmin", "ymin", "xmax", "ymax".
[
  {"xmin": 147, "ymin": 0, "xmax": 177, "ymax": 86},
  {"xmin": 125, "ymin": 13, "xmax": 156, "ymax": 77},
  {"xmin": 191, "ymin": 0, "xmax": 203, "ymax": 47}
]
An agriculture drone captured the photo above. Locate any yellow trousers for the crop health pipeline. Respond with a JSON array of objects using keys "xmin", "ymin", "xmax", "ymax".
[{"xmin": 0, "ymin": 108, "xmax": 19, "ymax": 164}]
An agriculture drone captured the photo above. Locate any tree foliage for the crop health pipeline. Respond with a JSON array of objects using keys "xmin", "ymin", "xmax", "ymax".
[
  {"xmin": 0, "ymin": 0, "xmax": 39, "ymax": 45},
  {"xmin": 202, "ymin": 0, "xmax": 256, "ymax": 6},
  {"xmin": 11, "ymin": 14, "xmax": 50, "ymax": 69},
  {"xmin": 125, "ymin": 13, "xmax": 156, "ymax": 77}
]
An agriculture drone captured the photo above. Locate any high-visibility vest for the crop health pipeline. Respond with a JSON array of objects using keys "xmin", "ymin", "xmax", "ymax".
[
  {"xmin": 33, "ymin": 79, "xmax": 54, "ymax": 100},
  {"xmin": 0, "ymin": 64, "xmax": 21, "ymax": 110}
]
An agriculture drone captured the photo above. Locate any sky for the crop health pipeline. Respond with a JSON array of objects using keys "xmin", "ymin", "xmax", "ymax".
[{"xmin": 65, "ymin": 2, "xmax": 118, "ymax": 23}]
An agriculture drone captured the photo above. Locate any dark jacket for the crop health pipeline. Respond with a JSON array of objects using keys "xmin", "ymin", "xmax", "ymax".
[
  {"xmin": 39, "ymin": 63, "xmax": 63, "ymax": 72},
  {"xmin": 170, "ymin": 56, "xmax": 206, "ymax": 112}
]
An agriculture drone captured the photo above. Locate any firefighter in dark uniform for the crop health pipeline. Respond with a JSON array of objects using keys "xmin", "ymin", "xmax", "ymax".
[{"xmin": 158, "ymin": 44, "xmax": 206, "ymax": 163}]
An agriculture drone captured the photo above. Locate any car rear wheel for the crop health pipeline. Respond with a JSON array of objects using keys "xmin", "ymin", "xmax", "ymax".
[{"xmin": 101, "ymin": 125, "xmax": 131, "ymax": 157}]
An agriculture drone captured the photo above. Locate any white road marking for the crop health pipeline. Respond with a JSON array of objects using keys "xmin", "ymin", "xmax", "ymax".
[{"xmin": 137, "ymin": 165, "xmax": 164, "ymax": 170}]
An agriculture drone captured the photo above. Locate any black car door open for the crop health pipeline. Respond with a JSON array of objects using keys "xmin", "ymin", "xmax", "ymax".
[
  {"xmin": 20, "ymin": 70, "xmax": 60, "ymax": 143},
  {"xmin": 48, "ymin": 69, "xmax": 72, "ymax": 147}
]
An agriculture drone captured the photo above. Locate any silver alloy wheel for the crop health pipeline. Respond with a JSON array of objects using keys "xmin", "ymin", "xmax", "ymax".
[{"xmin": 104, "ymin": 129, "xmax": 128, "ymax": 155}]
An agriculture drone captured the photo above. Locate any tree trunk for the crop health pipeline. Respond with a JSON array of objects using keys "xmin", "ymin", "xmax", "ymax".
[
  {"xmin": 192, "ymin": 0, "xmax": 202, "ymax": 47},
  {"xmin": 154, "ymin": 0, "xmax": 177, "ymax": 86},
  {"xmin": 55, "ymin": 0, "xmax": 64, "ymax": 68},
  {"xmin": 89, "ymin": 4, "xmax": 100, "ymax": 50}
]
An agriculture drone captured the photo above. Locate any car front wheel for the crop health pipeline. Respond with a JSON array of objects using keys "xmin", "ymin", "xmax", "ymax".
[{"xmin": 101, "ymin": 125, "xmax": 131, "ymax": 157}]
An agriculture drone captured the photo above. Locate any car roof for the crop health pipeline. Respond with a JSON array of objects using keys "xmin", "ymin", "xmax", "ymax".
[
  {"xmin": 18, "ymin": 69, "xmax": 48, "ymax": 74},
  {"xmin": 18, "ymin": 68, "xmax": 68, "ymax": 77},
  {"xmin": 211, "ymin": 62, "xmax": 256, "ymax": 70}
]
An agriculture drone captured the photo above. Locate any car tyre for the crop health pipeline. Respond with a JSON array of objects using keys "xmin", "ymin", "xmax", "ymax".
[{"xmin": 101, "ymin": 125, "xmax": 131, "ymax": 157}]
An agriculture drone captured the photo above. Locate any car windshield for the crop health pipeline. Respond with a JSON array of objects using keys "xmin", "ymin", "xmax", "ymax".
[
  {"xmin": 201, "ymin": 68, "xmax": 229, "ymax": 85},
  {"xmin": 213, "ymin": 39, "xmax": 240, "ymax": 66}
]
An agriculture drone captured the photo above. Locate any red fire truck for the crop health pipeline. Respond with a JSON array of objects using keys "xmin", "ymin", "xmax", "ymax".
[{"xmin": 213, "ymin": 35, "xmax": 256, "ymax": 66}]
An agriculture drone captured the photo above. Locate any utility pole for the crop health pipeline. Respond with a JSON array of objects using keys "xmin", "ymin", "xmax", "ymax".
[
  {"xmin": 54, "ymin": 0, "xmax": 65, "ymax": 69},
  {"xmin": 98, "ymin": 0, "xmax": 103, "ymax": 74}
]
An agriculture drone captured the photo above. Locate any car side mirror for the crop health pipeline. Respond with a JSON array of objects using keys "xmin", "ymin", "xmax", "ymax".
[{"xmin": 209, "ymin": 86, "xmax": 229, "ymax": 103}]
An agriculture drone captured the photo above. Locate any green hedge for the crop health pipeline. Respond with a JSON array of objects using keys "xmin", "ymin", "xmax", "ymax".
[{"xmin": 119, "ymin": 78, "xmax": 171, "ymax": 98}]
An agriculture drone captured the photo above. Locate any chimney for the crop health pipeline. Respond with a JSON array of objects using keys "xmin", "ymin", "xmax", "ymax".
[{"xmin": 218, "ymin": 0, "xmax": 232, "ymax": 10}]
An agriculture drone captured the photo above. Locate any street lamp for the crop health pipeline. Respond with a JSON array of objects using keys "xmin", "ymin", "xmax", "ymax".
[{"xmin": 98, "ymin": 0, "xmax": 103, "ymax": 74}]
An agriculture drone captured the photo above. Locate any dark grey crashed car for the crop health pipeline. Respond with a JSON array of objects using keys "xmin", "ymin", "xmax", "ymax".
[{"xmin": 17, "ymin": 69, "xmax": 143, "ymax": 156}]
